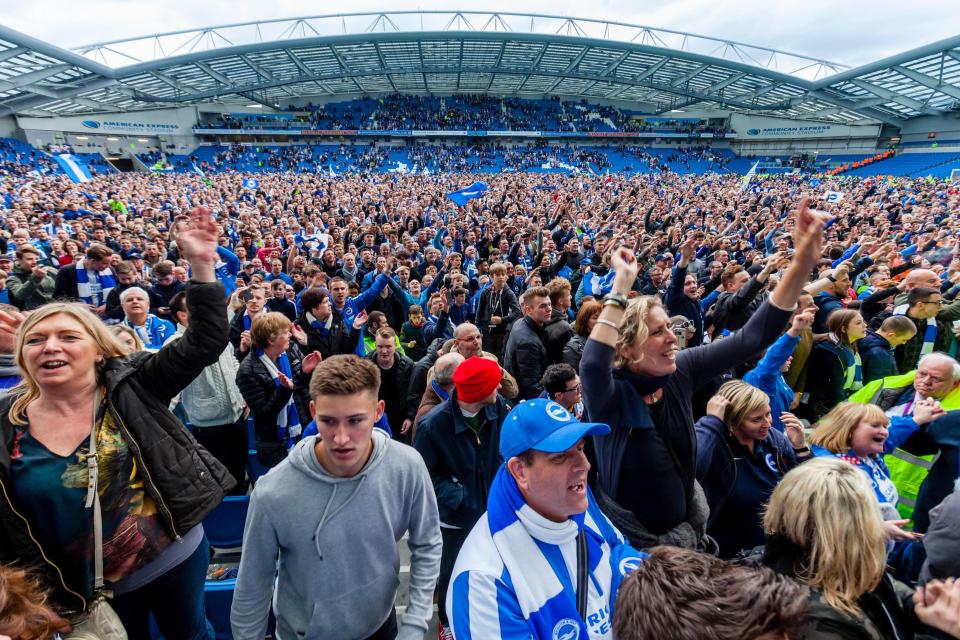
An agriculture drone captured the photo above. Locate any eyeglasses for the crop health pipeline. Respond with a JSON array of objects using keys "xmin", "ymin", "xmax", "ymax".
[
  {"xmin": 923, "ymin": 299, "xmax": 945, "ymax": 306},
  {"xmin": 563, "ymin": 383, "xmax": 582, "ymax": 393}
]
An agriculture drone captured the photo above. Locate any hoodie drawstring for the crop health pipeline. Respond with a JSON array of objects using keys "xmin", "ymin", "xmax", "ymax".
[{"xmin": 313, "ymin": 476, "xmax": 367, "ymax": 560}]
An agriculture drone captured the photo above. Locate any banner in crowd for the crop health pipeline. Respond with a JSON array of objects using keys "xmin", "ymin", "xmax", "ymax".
[{"xmin": 447, "ymin": 181, "xmax": 489, "ymax": 206}]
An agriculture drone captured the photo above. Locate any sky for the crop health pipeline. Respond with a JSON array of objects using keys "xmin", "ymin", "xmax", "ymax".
[{"xmin": 4, "ymin": 0, "xmax": 959, "ymax": 69}]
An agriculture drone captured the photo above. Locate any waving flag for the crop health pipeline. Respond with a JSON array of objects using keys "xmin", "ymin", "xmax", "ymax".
[
  {"xmin": 242, "ymin": 177, "xmax": 260, "ymax": 190},
  {"xmin": 447, "ymin": 181, "xmax": 488, "ymax": 206},
  {"xmin": 738, "ymin": 160, "xmax": 760, "ymax": 193},
  {"xmin": 823, "ymin": 190, "xmax": 845, "ymax": 203}
]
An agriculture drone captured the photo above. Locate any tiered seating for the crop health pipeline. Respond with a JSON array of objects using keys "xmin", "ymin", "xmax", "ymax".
[
  {"xmin": 842, "ymin": 152, "xmax": 960, "ymax": 178},
  {"xmin": 0, "ymin": 137, "xmax": 61, "ymax": 175},
  {"xmin": 194, "ymin": 95, "xmax": 730, "ymax": 134}
]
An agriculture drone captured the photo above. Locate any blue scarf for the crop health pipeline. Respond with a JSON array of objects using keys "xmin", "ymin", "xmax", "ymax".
[
  {"xmin": 75, "ymin": 257, "xmax": 116, "ymax": 306},
  {"xmin": 485, "ymin": 466, "xmax": 626, "ymax": 640},
  {"xmin": 431, "ymin": 380, "xmax": 450, "ymax": 401},
  {"xmin": 123, "ymin": 314, "xmax": 169, "ymax": 350},
  {"xmin": 894, "ymin": 304, "xmax": 936, "ymax": 367},
  {"xmin": 256, "ymin": 349, "xmax": 302, "ymax": 449}
]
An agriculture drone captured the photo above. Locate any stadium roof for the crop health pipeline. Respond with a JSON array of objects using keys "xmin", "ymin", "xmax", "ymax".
[{"xmin": 0, "ymin": 11, "xmax": 958, "ymax": 126}]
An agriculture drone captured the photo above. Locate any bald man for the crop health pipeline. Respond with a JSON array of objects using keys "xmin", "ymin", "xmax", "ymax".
[
  {"xmin": 894, "ymin": 269, "xmax": 943, "ymax": 306},
  {"xmin": 413, "ymin": 351, "xmax": 465, "ymax": 434},
  {"xmin": 424, "ymin": 323, "xmax": 519, "ymax": 400}
]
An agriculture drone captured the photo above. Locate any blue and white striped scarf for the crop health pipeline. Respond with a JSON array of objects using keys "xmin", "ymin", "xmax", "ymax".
[
  {"xmin": 75, "ymin": 257, "xmax": 116, "ymax": 306},
  {"xmin": 894, "ymin": 304, "xmax": 936, "ymax": 366},
  {"xmin": 485, "ymin": 465, "xmax": 643, "ymax": 639},
  {"xmin": 123, "ymin": 314, "xmax": 171, "ymax": 350},
  {"xmin": 256, "ymin": 349, "xmax": 302, "ymax": 449}
]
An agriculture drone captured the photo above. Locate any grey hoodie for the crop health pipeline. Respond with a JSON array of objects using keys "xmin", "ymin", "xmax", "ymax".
[{"xmin": 231, "ymin": 430, "xmax": 441, "ymax": 640}]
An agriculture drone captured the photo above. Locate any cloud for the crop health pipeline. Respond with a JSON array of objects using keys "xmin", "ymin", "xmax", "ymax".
[{"xmin": 3, "ymin": 0, "xmax": 958, "ymax": 71}]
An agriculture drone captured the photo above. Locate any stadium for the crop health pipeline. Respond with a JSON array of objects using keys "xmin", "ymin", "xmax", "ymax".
[
  {"xmin": 3, "ymin": 7, "xmax": 960, "ymax": 640},
  {"xmin": 0, "ymin": 11, "xmax": 958, "ymax": 179}
]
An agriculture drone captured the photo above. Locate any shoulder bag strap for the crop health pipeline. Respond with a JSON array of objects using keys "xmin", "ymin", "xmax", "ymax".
[
  {"xmin": 83, "ymin": 389, "xmax": 108, "ymax": 595},
  {"xmin": 575, "ymin": 529, "xmax": 589, "ymax": 620}
]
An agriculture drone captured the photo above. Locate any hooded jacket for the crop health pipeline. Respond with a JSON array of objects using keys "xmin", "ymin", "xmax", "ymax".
[
  {"xmin": 230, "ymin": 432, "xmax": 442, "ymax": 640},
  {"xmin": 858, "ymin": 331, "xmax": 899, "ymax": 384}
]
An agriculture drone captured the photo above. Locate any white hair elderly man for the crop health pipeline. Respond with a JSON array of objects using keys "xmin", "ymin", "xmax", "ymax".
[
  {"xmin": 850, "ymin": 352, "xmax": 960, "ymax": 536},
  {"xmin": 120, "ymin": 285, "xmax": 176, "ymax": 350}
]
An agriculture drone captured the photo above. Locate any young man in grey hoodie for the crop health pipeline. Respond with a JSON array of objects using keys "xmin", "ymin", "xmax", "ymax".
[{"xmin": 231, "ymin": 354, "xmax": 442, "ymax": 640}]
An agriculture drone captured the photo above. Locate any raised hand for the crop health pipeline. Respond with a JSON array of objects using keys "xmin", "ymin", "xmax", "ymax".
[
  {"xmin": 780, "ymin": 412, "xmax": 806, "ymax": 449},
  {"xmin": 0, "ymin": 307, "xmax": 25, "ymax": 355},
  {"xmin": 301, "ymin": 351, "xmax": 323, "ymax": 374},
  {"xmin": 706, "ymin": 395, "xmax": 730, "ymax": 420},
  {"xmin": 788, "ymin": 307, "xmax": 815, "ymax": 336},
  {"xmin": 353, "ymin": 310, "xmax": 368, "ymax": 330},
  {"xmin": 610, "ymin": 246, "xmax": 639, "ymax": 295},
  {"xmin": 178, "ymin": 207, "xmax": 219, "ymax": 265},
  {"xmin": 277, "ymin": 372, "xmax": 295, "ymax": 389},
  {"xmin": 914, "ymin": 579, "xmax": 960, "ymax": 637},
  {"xmin": 290, "ymin": 323, "xmax": 308, "ymax": 345}
]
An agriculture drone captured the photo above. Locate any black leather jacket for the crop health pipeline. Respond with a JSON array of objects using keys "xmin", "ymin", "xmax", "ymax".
[{"xmin": 0, "ymin": 281, "xmax": 234, "ymax": 614}]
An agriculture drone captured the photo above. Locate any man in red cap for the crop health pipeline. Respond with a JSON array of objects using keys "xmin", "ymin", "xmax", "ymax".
[{"xmin": 413, "ymin": 355, "xmax": 510, "ymax": 640}]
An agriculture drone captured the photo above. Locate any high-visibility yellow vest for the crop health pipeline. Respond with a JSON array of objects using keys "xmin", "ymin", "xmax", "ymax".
[{"xmin": 848, "ymin": 371, "xmax": 960, "ymax": 520}]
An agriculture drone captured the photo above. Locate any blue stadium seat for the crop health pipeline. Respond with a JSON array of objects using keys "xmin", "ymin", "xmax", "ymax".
[
  {"xmin": 203, "ymin": 496, "xmax": 249, "ymax": 549},
  {"xmin": 205, "ymin": 578, "xmax": 237, "ymax": 639}
]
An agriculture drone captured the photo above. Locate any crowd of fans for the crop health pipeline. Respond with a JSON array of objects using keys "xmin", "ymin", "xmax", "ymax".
[
  {"xmin": 194, "ymin": 94, "xmax": 732, "ymax": 135},
  {"xmin": 0, "ymin": 146, "xmax": 959, "ymax": 640}
]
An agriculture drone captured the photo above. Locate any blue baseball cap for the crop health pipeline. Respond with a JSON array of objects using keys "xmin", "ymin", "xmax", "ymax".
[{"xmin": 500, "ymin": 399, "xmax": 610, "ymax": 460}]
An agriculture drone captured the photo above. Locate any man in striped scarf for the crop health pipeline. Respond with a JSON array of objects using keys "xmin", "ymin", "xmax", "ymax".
[
  {"xmin": 893, "ymin": 287, "xmax": 960, "ymax": 372},
  {"xmin": 52, "ymin": 243, "xmax": 116, "ymax": 315}
]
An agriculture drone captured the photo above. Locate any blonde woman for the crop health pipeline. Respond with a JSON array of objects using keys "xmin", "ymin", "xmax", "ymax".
[
  {"xmin": 0, "ymin": 207, "xmax": 234, "ymax": 638},
  {"xmin": 761, "ymin": 458, "xmax": 919, "ymax": 639},
  {"xmin": 581, "ymin": 198, "xmax": 829, "ymax": 549},
  {"xmin": 694, "ymin": 380, "xmax": 807, "ymax": 558},
  {"xmin": 110, "ymin": 324, "xmax": 144, "ymax": 354},
  {"xmin": 810, "ymin": 401, "xmax": 943, "ymax": 541}
]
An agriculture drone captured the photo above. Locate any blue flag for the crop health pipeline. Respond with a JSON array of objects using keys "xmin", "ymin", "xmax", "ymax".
[
  {"xmin": 447, "ymin": 181, "xmax": 488, "ymax": 206},
  {"xmin": 242, "ymin": 177, "xmax": 260, "ymax": 190}
]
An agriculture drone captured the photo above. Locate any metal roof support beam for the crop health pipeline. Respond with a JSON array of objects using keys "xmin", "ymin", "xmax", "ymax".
[
  {"xmin": 737, "ymin": 82, "xmax": 782, "ymax": 101},
  {"xmin": 782, "ymin": 89, "xmax": 902, "ymax": 125},
  {"xmin": 0, "ymin": 47, "xmax": 28, "ymax": 63},
  {"xmin": 240, "ymin": 54, "xmax": 275, "ymax": 80},
  {"xmin": 194, "ymin": 60, "xmax": 234, "ymax": 86},
  {"xmin": 562, "ymin": 47, "xmax": 591, "ymax": 73},
  {"xmin": 0, "ymin": 76, "xmax": 118, "ymax": 117},
  {"xmin": 0, "ymin": 63, "xmax": 72, "ymax": 89},
  {"xmin": 601, "ymin": 50, "xmax": 631, "ymax": 77},
  {"xmin": 373, "ymin": 43, "xmax": 397, "ymax": 92},
  {"xmin": 703, "ymin": 72, "xmax": 746, "ymax": 93},
  {"xmin": 149, "ymin": 70, "xmax": 192, "ymax": 93},
  {"xmin": 130, "ymin": 64, "xmax": 781, "ymax": 111},
  {"xmin": 848, "ymin": 78, "xmax": 942, "ymax": 115},
  {"xmin": 670, "ymin": 63, "xmax": 708, "ymax": 87},
  {"xmin": 892, "ymin": 64, "xmax": 960, "ymax": 101},
  {"xmin": 285, "ymin": 49, "xmax": 314, "ymax": 75},
  {"xmin": 634, "ymin": 57, "xmax": 668, "ymax": 81}
]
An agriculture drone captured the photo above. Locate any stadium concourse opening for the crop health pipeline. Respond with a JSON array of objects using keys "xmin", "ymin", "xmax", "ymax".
[{"xmin": 1, "ymin": 7, "xmax": 960, "ymax": 640}]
